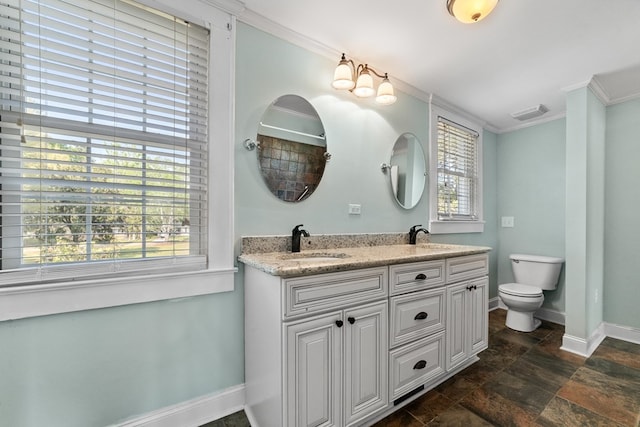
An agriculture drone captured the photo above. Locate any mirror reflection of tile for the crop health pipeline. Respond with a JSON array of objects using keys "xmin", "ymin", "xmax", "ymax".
[{"xmin": 258, "ymin": 135, "xmax": 326, "ymax": 202}]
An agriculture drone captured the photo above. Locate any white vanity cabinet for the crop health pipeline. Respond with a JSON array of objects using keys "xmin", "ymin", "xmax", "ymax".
[
  {"xmin": 243, "ymin": 247, "xmax": 490, "ymax": 427},
  {"xmin": 286, "ymin": 300, "xmax": 388, "ymax": 427},
  {"xmin": 244, "ymin": 266, "xmax": 389, "ymax": 427},
  {"xmin": 445, "ymin": 255, "xmax": 489, "ymax": 371}
]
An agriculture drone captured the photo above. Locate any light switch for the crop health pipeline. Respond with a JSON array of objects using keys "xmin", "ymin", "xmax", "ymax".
[{"xmin": 501, "ymin": 216, "xmax": 515, "ymax": 228}]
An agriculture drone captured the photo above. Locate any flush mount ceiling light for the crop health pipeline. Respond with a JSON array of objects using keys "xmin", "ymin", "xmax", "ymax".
[
  {"xmin": 332, "ymin": 53, "xmax": 397, "ymax": 106},
  {"xmin": 447, "ymin": 0, "xmax": 499, "ymax": 23}
]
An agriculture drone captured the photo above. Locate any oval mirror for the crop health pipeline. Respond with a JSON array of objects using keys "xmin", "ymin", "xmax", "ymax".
[
  {"xmin": 388, "ymin": 132, "xmax": 427, "ymax": 209},
  {"xmin": 256, "ymin": 95, "xmax": 328, "ymax": 202}
]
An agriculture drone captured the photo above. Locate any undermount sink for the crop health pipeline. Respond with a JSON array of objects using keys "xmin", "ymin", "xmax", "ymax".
[{"xmin": 280, "ymin": 252, "xmax": 349, "ymax": 262}]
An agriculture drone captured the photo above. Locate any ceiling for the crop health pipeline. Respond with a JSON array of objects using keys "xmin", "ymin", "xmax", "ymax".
[{"xmin": 238, "ymin": 0, "xmax": 640, "ymax": 132}]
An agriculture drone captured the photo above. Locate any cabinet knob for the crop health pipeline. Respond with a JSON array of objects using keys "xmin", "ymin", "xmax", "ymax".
[
  {"xmin": 415, "ymin": 273, "xmax": 427, "ymax": 281},
  {"xmin": 347, "ymin": 317, "xmax": 356, "ymax": 325},
  {"xmin": 413, "ymin": 360, "xmax": 427, "ymax": 370},
  {"xmin": 414, "ymin": 311, "xmax": 428, "ymax": 320},
  {"xmin": 335, "ymin": 320, "xmax": 343, "ymax": 328}
]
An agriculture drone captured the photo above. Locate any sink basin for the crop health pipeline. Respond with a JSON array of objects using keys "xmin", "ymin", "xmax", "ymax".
[{"xmin": 280, "ymin": 252, "xmax": 349, "ymax": 262}]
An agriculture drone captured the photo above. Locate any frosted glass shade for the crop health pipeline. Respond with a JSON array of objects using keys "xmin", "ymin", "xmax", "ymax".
[
  {"xmin": 332, "ymin": 62, "xmax": 355, "ymax": 90},
  {"xmin": 353, "ymin": 70, "xmax": 375, "ymax": 98},
  {"xmin": 376, "ymin": 78, "xmax": 397, "ymax": 105},
  {"xmin": 447, "ymin": 0, "xmax": 499, "ymax": 23}
]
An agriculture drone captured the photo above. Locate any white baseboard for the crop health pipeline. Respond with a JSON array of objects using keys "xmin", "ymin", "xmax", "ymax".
[
  {"xmin": 604, "ymin": 322, "xmax": 640, "ymax": 345},
  {"xmin": 494, "ymin": 297, "xmax": 566, "ymax": 325},
  {"xmin": 115, "ymin": 384, "xmax": 245, "ymax": 427},
  {"xmin": 244, "ymin": 405, "xmax": 260, "ymax": 427},
  {"xmin": 561, "ymin": 323, "xmax": 606, "ymax": 358},
  {"xmin": 535, "ymin": 307, "xmax": 565, "ymax": 325}
]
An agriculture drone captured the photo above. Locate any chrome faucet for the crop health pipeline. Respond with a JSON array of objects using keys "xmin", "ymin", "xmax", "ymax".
[
  {"xmin": 409, "ymin": 224, "xmax": 429, "ymax": 244},
  {"xmin": 292, "ymin": 224, "xmax": 310, "ymax": 252}
]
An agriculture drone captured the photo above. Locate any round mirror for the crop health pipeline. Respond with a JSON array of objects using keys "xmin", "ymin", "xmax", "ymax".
[
  {"xmin": 256, "ymin": 95, "xmax": 328, "ymax": 202},
  {"xmin": 388, "ymin": 132, "xmax": 427, "ymax": 209}
]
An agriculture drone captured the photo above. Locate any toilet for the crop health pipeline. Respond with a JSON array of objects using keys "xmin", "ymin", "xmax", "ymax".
[{"xmin": 498, "ymin": 254, "xmax": 564, "ymax": 332}]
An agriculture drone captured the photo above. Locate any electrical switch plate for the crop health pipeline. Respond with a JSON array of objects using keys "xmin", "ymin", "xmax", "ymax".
[
  {"xmin": 348, "ymin": 204, "xmax": 361, "ymax": 215},
  {"xmin": 501, "ymin": 216, "xmax": 515, "ymax": 228}
]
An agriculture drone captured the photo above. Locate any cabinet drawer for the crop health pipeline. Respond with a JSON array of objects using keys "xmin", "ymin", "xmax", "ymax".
[
  {"xmin": 389, "ymin": 260, "xmax": 445, "ymax": 295},
  {"xmin": 445, "ymin": 254, "xmax": 489, "ymax": 283},
  {"xmin": 283, "ymin": 267, "xmax": 388, "ymax": 319},
  {"xmin": 389, "ymin": 332, "xmax": 445, "ymax": 400},
  {"xmin": 390, "ymin": 287, "xmax": 445, "ymax": 348}
]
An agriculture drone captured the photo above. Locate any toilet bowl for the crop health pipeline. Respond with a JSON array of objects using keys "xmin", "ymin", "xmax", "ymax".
[
  {"xmin": 498, "ymin": 283, "xmax": 544, "ymax": 332},
  {"xmin": 498, "ymin": 254, "xmax": 564, "ymax": 333}
]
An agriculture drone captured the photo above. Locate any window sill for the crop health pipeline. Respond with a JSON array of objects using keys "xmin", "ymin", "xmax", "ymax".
[
  {"xmin": 428, "ymin": 220, "xmax": 485, "ymax": 234},
  {"xmin": 0, "ymin": 267, "xmax": 237, "ymax": 321}
]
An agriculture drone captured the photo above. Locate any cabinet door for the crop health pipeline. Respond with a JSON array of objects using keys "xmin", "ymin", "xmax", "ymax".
[
  {"xmin": 343, "ymin": 301, "xmax": 388, "ymax": 426},
  {"xmin": 286, "ymin": 312, "xmax": 342, "ymax": 427},
  {"xmin": 469, "ymin": 277, "xmax": 489, "ymax": 354},
  {"xmin": 446, "ymin": 282, "xmax": 468, "ymax": 371}
]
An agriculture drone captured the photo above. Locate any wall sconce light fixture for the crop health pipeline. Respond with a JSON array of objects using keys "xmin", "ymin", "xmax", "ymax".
[
  {"xmin": 447, "ymin": 0, "xmax": 499, "ymax": 23},
  {"xmin": 332, "ymin": 53, "xmax": 397, "ymax": 106}
]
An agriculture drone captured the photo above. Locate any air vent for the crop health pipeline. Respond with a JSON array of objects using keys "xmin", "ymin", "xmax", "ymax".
[{"xmin": 510, "ymin": 104, "xmax": 549, "ymax": 121}]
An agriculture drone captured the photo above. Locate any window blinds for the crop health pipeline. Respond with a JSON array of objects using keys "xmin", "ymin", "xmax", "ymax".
[
  {"xmin": 0, "ymin": 0, "xmax": 209, "ymax": 285},
  {"xmin": 436, "ymin": 116, "xmax": 479, "ymax": 221}
]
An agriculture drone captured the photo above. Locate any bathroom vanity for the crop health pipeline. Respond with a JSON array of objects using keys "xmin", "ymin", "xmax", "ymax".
[{"xmin": 239, "ymin": 237, "xmax": 490, "ymax": 427}]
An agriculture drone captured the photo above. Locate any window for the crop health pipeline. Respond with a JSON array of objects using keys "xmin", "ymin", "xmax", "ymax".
[
  {"xmin": 0, "ymin": 0, "xmax": 235, "ymax": 319},
  {"xmin": 428, "ymin": 102, "xmax": 484, "ymax": 233}
]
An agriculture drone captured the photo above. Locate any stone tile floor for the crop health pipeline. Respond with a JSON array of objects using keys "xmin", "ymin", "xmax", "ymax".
[{"xmin": 202, "ymin": 309, "xmax": 640, "ymax": 426}]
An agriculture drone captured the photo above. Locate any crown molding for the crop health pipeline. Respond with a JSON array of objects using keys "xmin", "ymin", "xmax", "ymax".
[
  {"xmin": 496, "ymin": 111, "xmax": 567, "ymax": 134},
  {"xmin": 236, "ymin": 8, "xmax": 432, "ymax": 104},
  {"xmin": 201, "ymin": 0, "xmax": 246, "ymax": 16},
  {"xmin": 562, "ymin": 76, "xmax": 610, "ymax": 105},
  {"xmin": 429, "ymin": 94, "xmax": 493, "ymax": 131},
  {"xmin": 587, "ymin": 76, "xmax": 611, "ymax": 105}
]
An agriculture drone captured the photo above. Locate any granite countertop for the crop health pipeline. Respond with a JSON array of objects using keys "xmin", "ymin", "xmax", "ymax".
[{"xmin": 238, "ymin": 242, "xmax": 491, "ymax": 277}]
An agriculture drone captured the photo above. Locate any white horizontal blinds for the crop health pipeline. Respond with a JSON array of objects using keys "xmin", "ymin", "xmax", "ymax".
[
  {"xmin": 436, "ymin": 116, "xmax": 479, "ymax": 221},
  {"xmin": 0, "ymin": 0, "xmax": 209, "ymax": 285}
]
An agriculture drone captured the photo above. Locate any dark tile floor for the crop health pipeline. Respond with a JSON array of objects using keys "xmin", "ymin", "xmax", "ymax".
[
  {"xmin": 373, "ymin": 309, "xmax": 640, "ymax": 427},
  {"xmin": 201, "ymin": 309, "xmax": 640, "ymax": 427},
  {"xmin": 200, "ymin": 410, "xmax": 250, "ymax": 427}
]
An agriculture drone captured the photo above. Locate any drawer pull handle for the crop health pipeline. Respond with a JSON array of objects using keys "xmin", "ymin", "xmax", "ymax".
[
  {"xmin": 335, "ymin": 320, "xmax": 344, "ymax": 328},
  {"xmin": 413, "ymin": 360, "xmax": 427, "ymax": 370},
  {"xmin": 414, "ymin": 312, "xmax": 428, "ymax": 320},
  {"xmin": 415, "ymin": 273, "xmax": 427, "ymax": 280},
  {"xmin": 348, "ymin": 317, "xmax": 356, "ymax": 325}
]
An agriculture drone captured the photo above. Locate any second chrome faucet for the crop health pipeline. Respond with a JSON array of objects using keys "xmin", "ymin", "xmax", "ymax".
[{"xmin": 292, "ymin": 224, "xmax": 310, "ymax": 252}]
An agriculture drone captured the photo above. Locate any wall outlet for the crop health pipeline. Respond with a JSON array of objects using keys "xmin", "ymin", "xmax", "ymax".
[
  {"xmin": 348, "ymin": 204, "xmax": 361, "ymax": 215},
  {"xmin": 501, "ymin": 216, "xmax": 515, "ymax": 228}
]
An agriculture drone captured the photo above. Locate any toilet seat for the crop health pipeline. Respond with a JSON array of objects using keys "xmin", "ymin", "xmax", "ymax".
[{"xmin": 499, "ymin": 283, "xmax": 543, "ymax": 298}]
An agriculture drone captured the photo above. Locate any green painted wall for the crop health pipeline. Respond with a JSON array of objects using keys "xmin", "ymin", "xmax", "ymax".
[
  {"xmin": 430, "ymin": 130, "xmax": 499, "ymax": 298},
  {"xmin": 604, "ymin": 98, "xmax": 640, "ymax": 329},
  {"xmin": 0, "ymin": 292, "xmax": 245, "ymax": 427},
  {"xmin": 585, "ymin": 90, "xmax": 606, "ymax": 335},
  {"xmin": 564, "ymin": 86, "xmax": 606, "ymax": 339},
  {"xmin": 235, "ymin": 22, "xmax": 499, "ymax": 298},
  {"xmin": 495, "ymin": 119, "xmax": 566, "ymax": 312}
]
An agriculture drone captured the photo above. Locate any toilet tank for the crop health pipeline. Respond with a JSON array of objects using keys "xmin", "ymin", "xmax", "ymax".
[{"xmin": 510, "ymin": 254, "xmax": 564, "ymax": 290}]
